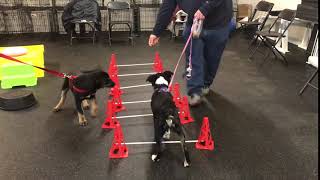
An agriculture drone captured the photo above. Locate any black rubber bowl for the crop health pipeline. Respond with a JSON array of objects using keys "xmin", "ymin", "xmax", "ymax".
[{"xmin": 0, "ymin": 90, "xmax": 37, "ymax": 111}]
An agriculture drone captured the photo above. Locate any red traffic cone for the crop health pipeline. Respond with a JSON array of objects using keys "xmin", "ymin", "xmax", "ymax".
[
  {"xmin": 153, "ymin": 52, "xmax": 163, "ymax": 73},
  {"xmin": 195, "ymin": 117, "xmax": 214, "ymax": 151},
  {"xmin": 112, "ymin": 88, "xmax": 126, "ymax": 112},
  {"xmin": 108, "ymin": 53, "xmax": 118, "ymax": 76},
  {"xmin": 102, "ymin": 100, "xmax": 119, "ymax": 129},
  {"xmin": 109, "ymin": 123, "xmax": 128, "ymax": 158},
  {"xmin": 178, "ymin": 96, "xmax": 194, "ymax": 124},
  {"xmin": 171, "ymin": 83, "xmax": 182, "ymax": 108},
  {"xmin": 109, "ymin": 74, "xmax": 123, "ymax": 96}
]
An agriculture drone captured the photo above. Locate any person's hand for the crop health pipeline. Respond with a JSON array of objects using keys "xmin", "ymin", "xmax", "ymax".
[
  {"xmin": 194, "ymin": 10, "xmax": 205, "ymax": 20},
  {"xmin": 148, "ymin": 34, "xmax": 160, "ymax": 47}
]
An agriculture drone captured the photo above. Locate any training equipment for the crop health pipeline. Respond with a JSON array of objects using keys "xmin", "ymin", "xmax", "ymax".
[
  {"xmin": 178, "ymin": 96, "xmax": 194, "ymax": 124},
  {"xmin": 102, "ymin": 100, "xmax": 119, "ymax": 129},
  {"xmin": 108, "ymin": 53, "xmax": 118, "ymax": 77},
  {"xmin": 111, "ymin": 86, "xmax": 126, "ymax": 112},
  {"xmin": 0, "ymin": 90, "xmax": 37, "ymax": 111},
  {"xmin": 109, "ymin": 123, "xmax": 129, "ymax": 158},
  {"xmin": 196, "ymin": 117, "xmax": 214, "ymax": 151},
  {"xmin": 171, "ymin": 83, "xmax": 182, "ymax": 108},
  {"xmin": 109, "ymin": 74, "xmax": 123, "ymax": 96},
  {"xmin": 153, "ymin": 52, "xmax": 163, "ymax": 73},
  {"xmin": 1, "ymin": 62, "xmax": 37, "ymax": 89},
  {"xmin": 0, "ymin": 45, "xmax": 45, "ymax": 79},
  {"xmin": 121, "ymin": 140, "xmax": 198, "ymax": 145}
]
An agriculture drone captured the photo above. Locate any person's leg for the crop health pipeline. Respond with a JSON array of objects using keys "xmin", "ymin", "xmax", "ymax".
[
  {"xmin": 183, "ymin": 26, "xmax": 205, "ymax": 97},
  {"xmin": 203, "ymin": 26, "xmax": 230, "ymax": 93}
]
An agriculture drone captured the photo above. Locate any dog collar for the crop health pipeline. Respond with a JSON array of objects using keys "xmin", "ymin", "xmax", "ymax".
[
  {"xmin": 68, "ymin": 78, "xmax": 89, "ymax": 94},
  {"xmin": 157, "ymin": 86, "xmax": 169, "ymax": 93}
]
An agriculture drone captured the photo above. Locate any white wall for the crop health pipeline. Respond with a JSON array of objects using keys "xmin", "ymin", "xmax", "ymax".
[
  {"xmin": 237, "ymin": 0, "xmax": 301, "ymax": 10},
  {"xmin": 267, "ymin": 0, "xmax": 301, "ymax": 10}
]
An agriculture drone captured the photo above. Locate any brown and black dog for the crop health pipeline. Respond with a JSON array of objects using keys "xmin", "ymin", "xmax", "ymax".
[{"xmin": 53, "ymin": 69, "xmax": 115, "ymax": 126}]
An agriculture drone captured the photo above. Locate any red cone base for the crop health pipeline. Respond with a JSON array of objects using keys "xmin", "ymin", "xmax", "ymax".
[
  {"xmin": 178, "ymin": 96, "xmax": 194, "ymax": 124},
  {"xmin": 171, "ymin": 83, "xmax": 182, "ymax": 108},
  {"xmin": 109, "ymin": 123, "xmax": 128, "ymax": 159},
  {"xmin": 102, "ymin": 100, "xmax": 119, "ymax": 129},
  {"xmin": 195, "ymin": 117, "xmax": 214, "ymax": 151}
]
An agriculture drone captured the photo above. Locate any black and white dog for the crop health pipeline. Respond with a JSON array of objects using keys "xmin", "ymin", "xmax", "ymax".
[
  {"xmin": 53, "ymin": 69, "xmax": 115, "ymax": 126},
  {"xmin": 146, "ymin": 71, "xmax": 191, "ymax": 167}
]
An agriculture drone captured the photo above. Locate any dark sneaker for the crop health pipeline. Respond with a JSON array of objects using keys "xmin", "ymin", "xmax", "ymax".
[
  {"xmin": 188, "ymin": 94, "xmax": 202, "ymax": 106},
  {"xmin": 202, "ymin": 86, "xmax": 210, "ymax": 96}
]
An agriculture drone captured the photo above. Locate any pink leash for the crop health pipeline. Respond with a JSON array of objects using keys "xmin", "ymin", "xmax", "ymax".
[
  {"xmin": 169, "ymin": 31, "xmax": 193, "ymax": 88},
  {"xmin": 169, "ymin": 19, "xmax": 202, "ymax": 88}
]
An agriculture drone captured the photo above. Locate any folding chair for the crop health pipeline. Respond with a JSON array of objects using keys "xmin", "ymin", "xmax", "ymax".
[
  {"xmin": 249, "ymin": 9, "xmax": 296, "ymax": 65},
  {"xmin": 299, "ymin": 30, "xmax": 318, "ymax": 95},
  {"xmin": 107, "ymin": 1, "xmax": 133, "ymax": 46},
  {"xmin": 70, "ymin": 20, "xmax": 97, "ymax": 45},
  {"xmin": 239, "ymin": 1, "xmax": 274, "ymax": 37}
]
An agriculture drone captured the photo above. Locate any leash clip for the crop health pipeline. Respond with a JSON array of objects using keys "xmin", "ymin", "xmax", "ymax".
[{"xmin": 63, "ymin": 73, "xmax": 72, "ymax": 79}]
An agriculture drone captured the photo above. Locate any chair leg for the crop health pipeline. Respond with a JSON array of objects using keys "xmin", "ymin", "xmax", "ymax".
[
  {"xmin": 127, "ymin": 23, "xmax": 133, "ymax": 46},
  {"xmin": 273, "ymin": 47, "xmax": 288, "ymax": 65},
  {"xmin": 87, "ymin": 23, "xmax": 96, "ymax": 45},
  {"xmin": 262, "ymin": 39, "xmax": 277, "ymax": 58},
  {"xmin": 299, "ymin": 69, "xmax": 318, "ymax": 95},
  {"xmin": 248, "ymin": 36, "xmax": 258, "ymax": 48},
  {"xmin": 108, "ymin": 24, "xmax": 112, "ymax": 46},
  {"xmin": 259, "ymin": 48, "xmax": 272, "ymax": 67},
  {"xmin": 93, "ymin": 29, "xmax": 96, "ymax": 45},
  {"xmin": 70, "ymin": 31, "xmax": 73, "ymax": 46},
  {"xmin": 249, "ymin": 38, "xmax": 262, "ymax": 60}
]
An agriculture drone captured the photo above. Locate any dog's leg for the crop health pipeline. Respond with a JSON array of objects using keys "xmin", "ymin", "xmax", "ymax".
[
  {"xmin": 53, "ymin": 78, "xmax": 69, "ymax": 112},
  {"xmin": 151, "ymin": 119, "xmax": 164, "ymax": 162},
  {"xmin": 90, "ymin": 96, "xmax": 98, "ymax": 117},
  {"xmin": 82, "ymin": 100, "xmax": 90, "ymax": 110},
  {"xmin": 173, "ymin": 124, "xmax": 191, "ymax": 167},
  {"xmin": 75, "ymin": 97, "xmax": 88, "ymax": 126}
]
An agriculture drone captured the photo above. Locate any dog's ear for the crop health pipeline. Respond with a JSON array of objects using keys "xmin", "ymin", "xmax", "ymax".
[
  {"xmin": 162, "ymin": 71, "xmax": 174, "ymax": 83},
  {"xmin": 146, "ymin": 74, "xmax": 158, "ymax": 85},
  {"xmin": 101, "ymin": 71, "xmax": 115, "ymax": 88}
]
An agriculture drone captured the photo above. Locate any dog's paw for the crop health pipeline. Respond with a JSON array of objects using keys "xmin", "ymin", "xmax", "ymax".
[
  {"xmin": 91, "ymin": 109, "xmax": 98, "ymax": 118},
  {"xmin": 183, "ymin": 160, "xmax": 190, "ymax": 168},
  {"xmin": 53, "ymin": 107, "xmax": 61, "ymax": 112},
  {"xmin": 79, "ymin": 119, "xmax": 88, "ymax": 126},
  {"xmin": 151, "ymin": 154, "xmax": 160, "ymax": 162},
  {"xmin": 82, "ymin": 100, "xmax": 90, "ymax": 110}
]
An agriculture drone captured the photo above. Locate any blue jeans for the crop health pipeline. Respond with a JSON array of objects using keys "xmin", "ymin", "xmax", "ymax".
[{"xmin": 183, "ymin": 25, "xmax": 230, "ymax": 95}]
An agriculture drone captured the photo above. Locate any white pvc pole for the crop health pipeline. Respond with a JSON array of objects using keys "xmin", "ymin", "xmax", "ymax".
[
  {"xmin": 118, "ymin": 72, "xmax": 154, "ymax": 77},
  {"xmin": 117, "ymin": 63, "xmax": 154, "ymax": 67},
  {"xmin": 122, "ymin": 100, "xmax": 151, "ymax": 104},
  {"xmin": 121, "ymin": 140, "xmax": 198, "ymax": 145},
  {"xmin": 115, "ymin": 114, "xmax": 153, "ymax": 119},
  {"xmin": 120, "ymin": 84, "xmax": 151, "ymax": 89}
]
